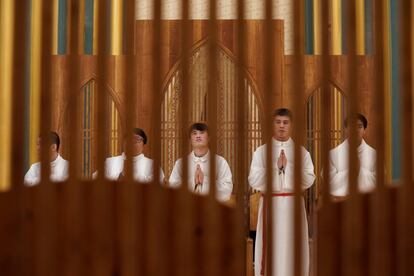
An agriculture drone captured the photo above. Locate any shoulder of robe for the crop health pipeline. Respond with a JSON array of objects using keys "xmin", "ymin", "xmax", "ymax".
[
  {"xmin": 215, "ymin": 154, "xmax": 228, "ymax": 163},
  {"xmin": 364, "ymin": 143, "xmax": 377, "ymax": 155},
  {"xmin": 216, "ymin": 155, "xmax": 232, "ymax": 172},
  {"xmin": 254, "ymin": 143, "xmax": 267, "ymax": 154},
  {"xmin": 143, "ymin": 155, "xmax": 154, "ymax": 163},
  {"xmin": 105, "ymin": 155, "xmax": 123, "ymax": 164},
  {"xmin": 300, "ymin": 146, "xmax": 311, "ymax": 156},
  {"xmin": 30, "ymin": 162, "xmax": 41, "ymax": 170},
  {"xmin": 173, "ymin": 157, "xmax": 183, "ymax": 167},
  {"xmin": 329, "ymin": 141, "xmax": 345, "ymax": 156}
]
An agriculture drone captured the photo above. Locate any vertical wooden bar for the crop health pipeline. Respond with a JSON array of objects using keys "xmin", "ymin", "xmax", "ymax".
[
  {"xmin": 92, "ymin": 0, "xmax": 113, "ymax": 275},
  {"xmin": 175, "ymin": 0, "xmax": 194, "ymax": 275},
  {"xmin": 0, "ymin": 0, "xmax": 14, "ymax": 192},
  {"xmin": 10, "ymin": 0, "xmax": 29, "ymax": 275},
  {"xmin": 397, "ymin": 0, "xmax": 413, "ymax": 274},
  {"xmin": 264, "ymin": 0, "xmax": 274, "ymax": 275},
  {"xmin": 147, "ymin": 0, "xmax": 167, "ymax": 275},
  {"xmin": 36, "ymin": 1, "xmax": 56, "ymax": 275},
  {"xmin": 64, "ymin": 1, "xmax": 84, "ymax": 275},
  {"xmin": 292, "ymin": 0, "xmax": 305, "ymax": 275},
  {"xmin": 369, "ymin": 1, "xmax": 390, "ymax": 275},
  {"xmin": 110, "ymin": 0, "xmax": 123, "ymax": 55},
  {"xmin": 96, "ymin": 0, "xmax": 110, "ymax": 180},
  {"xmin": 317, "ymin": 0, "xmax": 338, "ymax": 275},
  {"xmin": 235, "ymin": 0, "xmax": 247, "ymax": 275},
  {"xmin": 39, "ymin": 0, "xmax": 54, "ymax": 195},
  {"xmin": 207, "ymin": 0, "xmax": 218, "ymax": 198},
  {"xmin": 118, "ymin": 0, "xmax": 138, "ymax": 275},
  {"xmin": 331, "ymin": 0, "xmax": 342, "ymax": 55},
  {"xmin": 343, "ymin": 1, "xmax": 362, "ymax": 275},
  {"xmin": 206, "ymin": 0, "xmax": 219, "ymax": 274}
]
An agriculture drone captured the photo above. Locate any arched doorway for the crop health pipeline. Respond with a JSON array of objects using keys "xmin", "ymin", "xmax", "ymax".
[
  {"xmin": 61, "ymin": 78, "xmax": 123, "ymax": 179},
  {"xmin": 161, "ymin": 41, "xmax": 263, "ymax": 189}
]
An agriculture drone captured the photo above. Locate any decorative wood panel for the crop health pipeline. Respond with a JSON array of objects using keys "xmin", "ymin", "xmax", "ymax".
[{"xmin": 160, "ymin": 39, "xmax": 263, "ymax": 187}]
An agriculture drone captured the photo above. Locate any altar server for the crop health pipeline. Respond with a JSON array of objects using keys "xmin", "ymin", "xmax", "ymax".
[
  {"xmin": 96, "ymin": 128, "xmax": 164, "ymax": 182},
  {"xmin": 169, "ymin": 122, "xmax": 233, "ymax": 202},
  {"xmin": 24, "ymin": 131, "xmax": 69, "ymax": 186},
  {"xmin": 248, "ymin": 108, "xmax": 315, "ymax": 276},
  {"xmin": 329, "ymin": 113, "xmax": 376, "ymax": 197}
]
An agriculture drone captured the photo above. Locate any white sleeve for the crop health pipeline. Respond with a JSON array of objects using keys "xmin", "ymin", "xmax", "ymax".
[
  {"xmin": 302, "ymin": 152, "xmax": 316, "ymax": 190},
  {"xmin": 145, "ymin": 166, "xmax": 165, "ymax": 184},
  {"xmin": 61, "ymin": 161, "xmax": 69, "ymax": 181},
  {"xmin": 215, "ymin": 158, "xmax": 233, "ymax": 202},
  {"xmin": 329, "ymin": 155, "xmax": 349, "ymax": 196},
  {"xmin": 248, "ymin": 148, "xmax": 274, "ymax": 192},
  {"xmin": 159, "ymin": 167, "xmax": 165, "ymax": 184},
  {"xmin": 358, "ymin": 167, "xmax": 376, "ymax": 193},
  {"xmin": 168, "ymin": 159, "xmax": 183, "ymax": 188},
  {"xmin": 105, "ymin": 159, "xmax": 121, "ymax": 181},
  {"xmin": 24, "ymin": 165, "xmax": 39, "ymax": 186}
]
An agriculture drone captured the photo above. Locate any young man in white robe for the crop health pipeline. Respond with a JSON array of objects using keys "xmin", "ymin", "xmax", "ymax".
[
  {"xmin": 24, "ymin": 131, "xmax": 69, "ymax": 186},
  {"xmin": 329, "ymin": 113, "xmax": 376, "ymax": 198},
  {"xmin": 94, "ymin": 128, "xmax": 164, "ymax": 182},
  {"xmin": 248, "ymin": 108, "xmax": 315, "ymax": 276},
  {"xmin": 169, "ymin": 122, "xmax": 233, "ymax": 202}
]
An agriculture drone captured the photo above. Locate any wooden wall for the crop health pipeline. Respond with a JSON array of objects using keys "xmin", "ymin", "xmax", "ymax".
[
  {"xmin": 50, "ymin": 20, "xmax": 375, "ymax": 159},
  {"xmin": 134, "ymin": 20, "xmax": 284, "ymax": 155},
  {"xmin": 284, "ymin": 55, "xmax": 375, "ymax": 145}
]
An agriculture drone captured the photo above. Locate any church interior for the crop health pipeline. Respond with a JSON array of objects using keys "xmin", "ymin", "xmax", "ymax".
[{"xmin": 1, "ymin": 0, "xmax": 414, "ymax": 275}]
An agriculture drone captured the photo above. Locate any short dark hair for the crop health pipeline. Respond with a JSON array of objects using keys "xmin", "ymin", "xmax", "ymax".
[
  {"xmin": 273, "ymin": 108, "xmax": 293, "ymax": 119},
  {"xmin": 49, "ymin": 131, "xmax": 60, "ymax": 152},
  {"xmin": 189, "ymin": 122, "xmax": 209, "ymax": 137},
  {"xmin": 344, "ymin": 113, "xmax": 368, "ymax": 129},
  {"xmin": 132, "ymin": 128, "xmax": 147, "ymax": 144}
]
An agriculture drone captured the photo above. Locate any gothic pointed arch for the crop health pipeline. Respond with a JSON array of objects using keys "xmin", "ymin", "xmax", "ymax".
[{"xmin": 161, "ymin": 39, "xmax": 264, "ymax": 186}]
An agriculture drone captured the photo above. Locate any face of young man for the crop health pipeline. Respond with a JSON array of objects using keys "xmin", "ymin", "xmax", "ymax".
[
  {"xmin": 36, "ymin": 137, "xmax": 58, "ymax": 161},
  {"xmin": 345, "ymin": 119, "xmax": 366, "ymax": 144},
  {"xmin": 190, "ymin": 129, "xmax": 209, "ymax": 149},
  {"xmin": 129, "ymin": 134, "xmax": 145, "ymax": 156},
  {"xmin": 273, "ymin": 115, "xmax": 292, "ymax": 141}
]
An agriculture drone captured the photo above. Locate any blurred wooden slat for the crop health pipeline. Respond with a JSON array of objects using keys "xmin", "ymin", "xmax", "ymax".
[
  {"xmin": 116, "ymin": 0, "xmax": 140, "ymax": 274},
  {"xmin": 235, "ymin": 0, "xmax": 247, "ymax": 273},
  {"xmin": 369, "ymin": 0, "xmax": 392, "ymax": 275},
  {"xmin": 341, "ymin": 1, "xmax": 367, "ymax": 275},
  {"xmin": 8, "ymin": 1, "xmax": 29, "ymax": 275},
  {"xmin": 343, "ymin": 1, "xmax": 365, "ymax": 276},
  {"xmin": 90, "ymin": 0, "xmax": 115, "ymax": 276},
  {"xmin": 35, "ymin": 0, "xmax": 57, "ymax": 275},
  {"xmin": 62, "ymin": 1, "xmax": 85, "ymax": 275},
  {"xmin": 316, "ymin": 0, "xmax": 335, "ymax": 275},
  {"xmin": 397, "ymin": 0, "xmax": 414, "ymax": 274},
  {"xmin": 206, "ymin": 0, "xmax": 220, "ymax": 275},
  {"xmin": 264, "ymin": 0, "xmax": 274, "ymax": 275},
  {"xmin": 174, "ymin": 1, "xmax": 195, "ymax": 275},
  {"xmin": 146, "ymin": 0, "xmax": 168, "ymax": 275},
  {"xmin": 292, "ymin": 0, "xmax": 305, "ymax": 275}
]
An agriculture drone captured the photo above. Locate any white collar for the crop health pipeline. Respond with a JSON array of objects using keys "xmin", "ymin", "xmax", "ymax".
[
  {"xmin": 121, "ymin": 152, "xmax": 145, "ymax": 162},
  {"xmin": 50, "ymin": 154, "xmax": 61, "ymax": 167},
  {"xmin": 272, "ymin": 137, "xmax": 293, "ymax": 147},
  {"xmin": 343, "ymin": 139, "xmax": 366, "ymax": 152},
  {"xmin": 191, "ymin": 150, "xmax": 210, "ymax": 163}
]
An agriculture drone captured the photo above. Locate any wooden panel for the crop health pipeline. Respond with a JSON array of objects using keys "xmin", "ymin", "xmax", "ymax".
[
  {"xmin": 284, "ymin": 55, "xmax": 375, "ymax": 145},
  {"xmin": 50, "ymin": 20, "xmax": 285, "ymax": 163}
]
